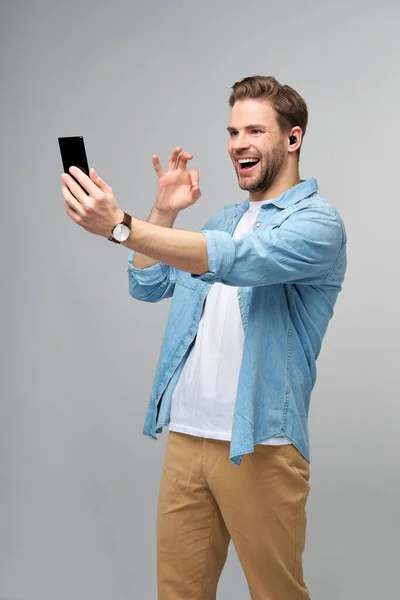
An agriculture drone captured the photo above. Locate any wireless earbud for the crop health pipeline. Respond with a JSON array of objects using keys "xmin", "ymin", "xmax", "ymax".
[{"xmin": 289, "ymin": 135, "xmax": 297, "ymax": 145}]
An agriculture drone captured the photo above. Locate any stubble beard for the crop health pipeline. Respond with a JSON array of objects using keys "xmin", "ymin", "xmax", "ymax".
[{"xmin": 236, "ymin": 145, "xmax": 286, "ymax": 194}]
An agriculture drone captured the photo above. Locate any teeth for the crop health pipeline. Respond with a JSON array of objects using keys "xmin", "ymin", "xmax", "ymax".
[{"xmin": 238, "ymin": 158, "xmax": 259, "ymax": 164}]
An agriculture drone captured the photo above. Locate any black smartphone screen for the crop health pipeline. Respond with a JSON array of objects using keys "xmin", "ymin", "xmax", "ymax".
[{"xmin": 58, "ymin": 136, "xmax": 90, "ymax": 192}]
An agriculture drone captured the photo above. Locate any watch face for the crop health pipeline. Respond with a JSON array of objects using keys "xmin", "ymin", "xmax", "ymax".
[{"xmin": 113, "ymin": 223, "xmax": 130, "ymax": 242}]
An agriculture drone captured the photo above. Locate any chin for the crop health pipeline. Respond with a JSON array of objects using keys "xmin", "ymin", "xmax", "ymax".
[
  {"xmin": 237, "ymin": 180, "xmax": 249, "ymax": 190},
  {"xmin": 238, "ymin": 175, "xmax": 263, "ymax": 192}
]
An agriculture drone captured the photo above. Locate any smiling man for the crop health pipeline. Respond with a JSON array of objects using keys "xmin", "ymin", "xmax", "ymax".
[{"xmin": 61, "ymin": 75, "xmax": 347, "ymax": 600}]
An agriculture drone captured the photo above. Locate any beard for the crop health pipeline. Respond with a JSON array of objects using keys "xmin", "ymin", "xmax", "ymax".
[{"xmin": 235, "ymin": 144, "xmax": 286, "ymax": 193}]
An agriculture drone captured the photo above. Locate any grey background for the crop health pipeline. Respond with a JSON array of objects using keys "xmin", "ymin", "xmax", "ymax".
[{"xmin": 1, "ymin": 0, "xmax": 399, "ymax": 598}]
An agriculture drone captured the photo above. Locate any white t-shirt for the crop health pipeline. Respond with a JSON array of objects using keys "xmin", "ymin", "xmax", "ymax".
[{"xmin": 169, "ymin": 198, "xmax": 291, "ymax": 446}]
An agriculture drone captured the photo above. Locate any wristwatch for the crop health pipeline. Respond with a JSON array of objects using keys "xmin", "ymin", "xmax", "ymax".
[{"xmin": 108, "ymin": 212, "xmax": 132, "ymax": 244}]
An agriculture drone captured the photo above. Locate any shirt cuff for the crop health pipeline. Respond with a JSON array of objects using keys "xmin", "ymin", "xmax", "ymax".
[
  {"xmin": 190, "ymin": 230, "xmax": 235, "ymax": 283},
  {"xmin": 127, "ymin": 250, "xmax": 168, "ymax": 285}
]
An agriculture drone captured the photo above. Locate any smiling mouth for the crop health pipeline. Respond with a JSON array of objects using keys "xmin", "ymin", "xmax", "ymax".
[{"xmin": 237, "ymin": 158, "xmax": 260, "ymax": 174}]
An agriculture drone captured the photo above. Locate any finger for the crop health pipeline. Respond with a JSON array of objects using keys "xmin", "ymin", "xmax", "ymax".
[
  {"xmin": 62, "ymin": 183, "xmax": 86, "ymax": 217},
  {"xmin": 177, "ymin": 152, "xmax": 193, "ymax": 171},
  {"xmin": 189, "ymin": 168, "xmax": 200, "ymax": 189},
  {"xmin": 189, "ymin": 185, "xmax": 202, "ymax": 203},
  {"xmin": 168, "ymin": 147, "xmax": 182, "ymax": 171},
  {"xmin": 69, "ymin": 166, "xmax": 100, "ymax": 197},
  {"xmin": 188, "ymin": 168, "xmax": 201, "ymax": 203},
  {"xmin": 65, "ymin": 202, "xmax": 82, "ymax": 224},
  {"xmin": 90, "ymin": 168, "xmax": 112, "ymax": 193},
  {"xmin": 152, "ymin": 154, "xmax": 165, "ymax": 178},
  {"xmin": 61, "ymin": 173, "xmax": 90, "ymax": 209}
]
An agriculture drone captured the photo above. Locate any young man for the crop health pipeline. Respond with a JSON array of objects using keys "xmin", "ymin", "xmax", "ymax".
[{"xmin": 61, "ymin": 75, "xmax": 347, "ymax": 599}]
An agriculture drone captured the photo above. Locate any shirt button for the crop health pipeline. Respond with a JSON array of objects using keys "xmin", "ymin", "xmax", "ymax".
[
  {"xmin": 189, "ymin": 331, "xmax": 193, "ymax": 336},
  {"xmin": 256, "ymin": 222, "xmax": 260, "ymax": 227},
  {"xmin": 170, "ymin": 363, "xmax": 175, "ymax": 368},
  {"xmin": 238, "ymin": 294, "xmax": 241, "ymax": 300}
]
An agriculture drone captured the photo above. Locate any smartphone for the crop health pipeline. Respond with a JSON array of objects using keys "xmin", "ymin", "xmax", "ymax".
[{"xmin": 58, "ymin": 136, "xmax": 90, "ymax": 193}]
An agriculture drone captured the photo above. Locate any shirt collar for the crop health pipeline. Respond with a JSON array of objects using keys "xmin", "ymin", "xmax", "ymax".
[{"xmin": 240, "ymin": 178, "xmax": 318, "ymax": 212}]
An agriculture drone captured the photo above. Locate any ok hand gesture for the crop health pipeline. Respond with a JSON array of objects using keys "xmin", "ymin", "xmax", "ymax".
[{"xmin": 152, "ymin": 147, "xmax": 201, "ymax": 216}]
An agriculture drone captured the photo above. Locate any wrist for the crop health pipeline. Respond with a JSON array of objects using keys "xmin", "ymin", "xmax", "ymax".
[
  {"xmin": 115, "ymin": 208, "xmax": 125, "ymax": 226},
  {"xmin": 150, "ymin": 207, "xmax": 179, "ymax": 227}
]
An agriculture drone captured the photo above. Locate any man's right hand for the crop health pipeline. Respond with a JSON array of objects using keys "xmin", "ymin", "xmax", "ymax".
[{"xmin": 152, "ymin": 147, "xmax": 201, "ymax": 216}]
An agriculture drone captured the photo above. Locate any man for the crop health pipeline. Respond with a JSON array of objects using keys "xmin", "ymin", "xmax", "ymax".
[{"xmin": 61, "ymin": 75, "xmax": 347, "ymax": 600}]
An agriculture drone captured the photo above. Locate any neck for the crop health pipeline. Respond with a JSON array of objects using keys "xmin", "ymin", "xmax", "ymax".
[{"xmin": 249, "ymin": 169, "xmax": 301, "ymax": 202}]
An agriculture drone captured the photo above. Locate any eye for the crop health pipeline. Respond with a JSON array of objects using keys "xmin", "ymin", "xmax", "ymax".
[
  {"xmin": 252, "ymin": 129, "xmax": 262, "ymax": 134},
  {"xmin": 229, "ymin": 131, "xmax": 238, "ymax": 137}
]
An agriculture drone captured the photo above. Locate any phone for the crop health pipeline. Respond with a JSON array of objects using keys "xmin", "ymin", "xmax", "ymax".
[{"xmin": 58, "ymin": 136, "xmax": 90, "ymax": 193}]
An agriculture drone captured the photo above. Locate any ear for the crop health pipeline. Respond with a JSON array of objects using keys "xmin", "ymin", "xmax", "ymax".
[{"xmin": 288, "ymin": 126, "xmax": 303, "ymax": 151}]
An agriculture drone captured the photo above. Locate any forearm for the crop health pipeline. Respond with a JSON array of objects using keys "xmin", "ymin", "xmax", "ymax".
[
  {"xmin": 122, "ymin": 215, "xmax": 209, "ymax": 275},
  {"xmin": 131, "ymin": 208, "xmax": 178, "ymax": 269}
]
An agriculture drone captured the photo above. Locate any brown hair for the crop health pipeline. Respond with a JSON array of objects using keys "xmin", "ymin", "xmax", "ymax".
[{"xmin": 229, "ymin": 75, "xmax": 308, "ymax": 158}]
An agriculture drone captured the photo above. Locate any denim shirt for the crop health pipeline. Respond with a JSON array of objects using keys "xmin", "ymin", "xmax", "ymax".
[{"xmin": 127, "ymin": 178, "xmax": 347, "ymax": 465}]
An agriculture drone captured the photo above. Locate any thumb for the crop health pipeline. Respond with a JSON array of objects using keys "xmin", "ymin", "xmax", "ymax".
[
  {"xmin": 189, "ymin": 168, "xmax": 201, "ymax": 201},
  {"xmin": 90, "ymin": 168, "xmax": 112, "ymax": 193}
]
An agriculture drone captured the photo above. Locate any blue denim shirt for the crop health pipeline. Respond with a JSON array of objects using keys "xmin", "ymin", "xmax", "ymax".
[{"xmin": 127, "ymin": 178, "xmax": 347, "ymax": 465}]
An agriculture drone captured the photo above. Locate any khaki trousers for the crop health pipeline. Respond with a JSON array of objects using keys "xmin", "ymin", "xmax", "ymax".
[{"xmin": 157, "ymin": 431, "xmax": 311, "ymax": 600}]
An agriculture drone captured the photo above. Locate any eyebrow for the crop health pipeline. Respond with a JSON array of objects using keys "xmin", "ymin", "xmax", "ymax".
[{"xmin": 227, "ymin": 124, "xmax": 266, "ymax": 132}]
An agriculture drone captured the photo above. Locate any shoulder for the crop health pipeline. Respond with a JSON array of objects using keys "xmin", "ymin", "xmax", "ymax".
[
  {"xmin": 270, "ymin": 193, "xmax": 346, "ymax": 251},
  {"xmin": 299, "ymin": 193, "xmax": 347, "ymax": 242}
]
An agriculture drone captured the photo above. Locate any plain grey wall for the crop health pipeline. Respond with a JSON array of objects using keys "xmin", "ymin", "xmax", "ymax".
[{"xmin": 1, "ymin": 0, "xmax": 399, "ymax": 598}]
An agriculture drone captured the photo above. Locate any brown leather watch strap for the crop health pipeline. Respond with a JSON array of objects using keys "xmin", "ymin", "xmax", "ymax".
[{"xmin": 122, "ymin": 212, "xmax": 132, "ymax": 228}]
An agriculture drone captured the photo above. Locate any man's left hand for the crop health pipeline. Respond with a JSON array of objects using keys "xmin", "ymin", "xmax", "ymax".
[{"xmin": 61, "ymin": 166, "xmax": 124, "ymax": 238}]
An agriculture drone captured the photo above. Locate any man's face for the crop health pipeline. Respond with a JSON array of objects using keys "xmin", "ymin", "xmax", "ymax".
[{"xmin": 227, "ymin": 98, "xmax": 287, "ymax": 195}]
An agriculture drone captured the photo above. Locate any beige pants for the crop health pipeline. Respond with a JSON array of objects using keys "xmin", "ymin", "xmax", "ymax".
[{"xmin": 157, "ymin": 431, "xmax": 311, "ymax": 600}]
